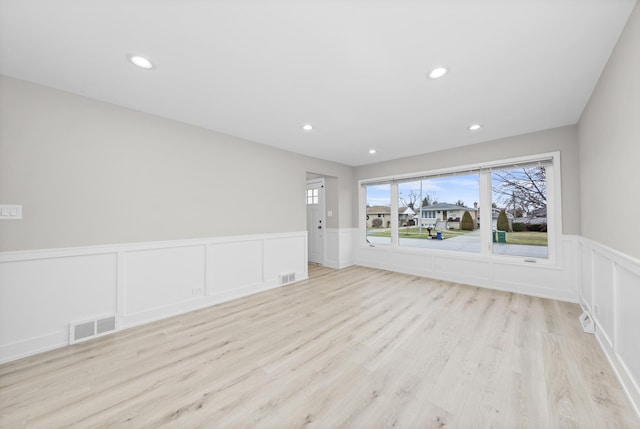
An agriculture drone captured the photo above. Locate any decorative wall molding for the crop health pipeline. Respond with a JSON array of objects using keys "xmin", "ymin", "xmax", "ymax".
[
  {"xmin": 355, "ymin": 235, "xmax": 580, "ymax": 302},
  {"xmin": 324, "ymin": 228, "xmax": 357, "ymax": 269},
  {"xmin": 2, "ymin": 230, "xmax": 638, "ymax": 420},
  {"xmin": 577, "ymin": 236, "xmax": 640, "ymax": 419},
  {"xmin": 0, "ymin": 232, "xmax": 308, "ymax": 364}
]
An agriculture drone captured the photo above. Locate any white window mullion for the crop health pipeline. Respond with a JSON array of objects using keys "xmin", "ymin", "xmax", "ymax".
[
  {"xmin": 390, "ymin": 182, "xmax": 399, "ymax": 247},
  {"xmin": 546, "ymin": 163, "xmax": 558, "ymax": 263},
  {"xmin": 479, "ymin": 171, "xmax": 493, "ymax": 255}
]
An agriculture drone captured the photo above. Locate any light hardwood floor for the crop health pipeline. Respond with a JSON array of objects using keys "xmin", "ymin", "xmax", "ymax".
[{"xmin": 1, "ymin": 265, "xmax": 638, "ymax": 428}]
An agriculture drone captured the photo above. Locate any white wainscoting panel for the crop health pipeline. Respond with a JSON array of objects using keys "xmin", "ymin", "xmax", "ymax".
[
  {"xmin": 436, "ymin": 256, "xmax": 490, "ymax": 283},
  {"xmin": 579, "ymin": 241, "xmax": 593, "ymax": 305},
  {"xmin": 492, "ymin": 261, "xmax": 573, "ymax": 301},
  {"xmin": 356, "ymin": 236, "xmax": 578, "ymax": 302},
  {"xmin": 578, "ymin": 237, "xmax": 640, "ymax": 419},
  {"xmin": 0, "ymin": 231, "xmax": 308, "ymax": 364},
  {"xmin": 124, "ymin": 245, "xmax": 206, "ymax": 323},
  {"xmin": 592, "ymin": 251, "xmax": 615, "ymax": 347},
  {"xmin": 208, "ymin": 240, "xmax": 263, "ymax": 296},
  {"xmin": 324, "ymin": 228, "xmax": 356, "ymax": 269},
  {"xmin": 263, "ymin": 235, "xmax": 307, "ymax": 282},
  {"xmin": 0, "ymin": 253, "xmax": 117, "ymax": 362},
  {"xmin": 324, "ymin": 228, "xmax": 339, "ymax": 269},
  {"xmin": 338, "ymin": 228, "xmax": 357, "ymax": 269},
  {"xmin": 617, "ymin": 265, "xmax": 640, "ymax": 398},
  {"xmin": 384, "ymin": 249, "xmax": 435, "ymax": 276}
]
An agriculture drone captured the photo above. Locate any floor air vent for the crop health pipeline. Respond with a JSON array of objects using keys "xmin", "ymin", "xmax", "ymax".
[
  {"xmin": 70, "ymin": 315, "xmax": 117, "ymax": 344},
  {"xmin": 279, "ymin": 272, "xmax": 296, "ymax": 285}
]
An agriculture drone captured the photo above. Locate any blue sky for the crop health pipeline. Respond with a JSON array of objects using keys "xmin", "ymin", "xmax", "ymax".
[{"xmin": 366, "ymin": 174, "xmax": 480, "ymax": 208}]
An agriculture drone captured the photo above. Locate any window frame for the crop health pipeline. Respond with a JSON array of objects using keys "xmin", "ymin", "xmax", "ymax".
[
  {"xmin": 358, "ymin": 151, "xmax": 562, "ymax": 266},
  {"xmin": 364, "ymin": 182, "xmax": 393, "ymax": 246}
]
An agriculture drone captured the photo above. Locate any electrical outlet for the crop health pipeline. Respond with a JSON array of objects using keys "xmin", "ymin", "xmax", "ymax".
[
  {"xmin": 192, "ymin": 287, "xmax": 204, "ymax": 295},
  {"xmin": 594, "ymin": 304, "xmax": 600, "ymax": 315}
]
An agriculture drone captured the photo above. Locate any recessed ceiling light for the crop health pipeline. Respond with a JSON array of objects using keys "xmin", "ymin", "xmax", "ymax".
[
  {"xmin": 428, "ymin": 66, "xmax": 448, "ymax": 79},
  {"xmin": 302, "ymin": 124, "xmax": 313, "ymax": 131},
  {"xmin": 468, "ymin": 123, "xmax": 482, "ymax": 131},
  {"xmin": 369, "ymin": 149, "xmax": 377, "ymax": 155},
  {"xmin": 127, "ymin": 54, "xmax": 154, "ymax": 69}
]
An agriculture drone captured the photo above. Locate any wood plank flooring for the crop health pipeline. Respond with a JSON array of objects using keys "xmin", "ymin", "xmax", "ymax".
[{"xmin": 1, "ymin": 265, "xmax": 638, "ymax": 428}]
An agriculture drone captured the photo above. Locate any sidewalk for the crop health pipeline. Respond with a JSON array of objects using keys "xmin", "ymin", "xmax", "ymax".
[{"xmin": 367, "ymin": 229, "xmax": 547, "ymax": 258}]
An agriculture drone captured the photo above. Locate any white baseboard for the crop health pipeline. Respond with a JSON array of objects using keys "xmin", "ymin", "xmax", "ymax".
[
  {"xmin": 0, "ymin": 331, "xmax": 67, "ymax": 365},
  {"xmin": 577, "ymin": 236, "xmax": 640, "ymax": 420},
  {"xmin": 595, "ymin": 327, "xmax": 640, "ymax": 421},
  {"xmin": 120, "ymin": 273, "xmax": 308, "ymax": 330},
  {"xmin": 356, "ymin": 235, "xmax": 579, "ymax": 302},
  {"xmin": 0, "ymin": 232, "xmax": 308, "ymax": 364}
]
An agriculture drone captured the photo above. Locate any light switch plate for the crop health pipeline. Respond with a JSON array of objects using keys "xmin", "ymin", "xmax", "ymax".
[{"xmin": 0, "ymin": 204, "xmax": 22, "ymax": 220}]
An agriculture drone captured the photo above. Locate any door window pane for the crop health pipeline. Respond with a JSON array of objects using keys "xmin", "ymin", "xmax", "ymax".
[{"xmin": 306, "ymin": 188, "xmax": 319, "ymax": 205}]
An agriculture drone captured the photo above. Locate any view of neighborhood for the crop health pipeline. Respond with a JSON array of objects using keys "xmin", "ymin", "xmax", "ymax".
[{"xmin": 365, "ymin": 166, "xmax": 548, "ymax": 258}]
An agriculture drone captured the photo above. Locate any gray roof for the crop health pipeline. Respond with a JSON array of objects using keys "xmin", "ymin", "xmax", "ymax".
[
  {"xmin": 366, "ymin": 206, "xmax": 390, "ymax": 214},
  {"xmin": 421, "ymin": 202, "xmax": 475, "ymax": 211}
]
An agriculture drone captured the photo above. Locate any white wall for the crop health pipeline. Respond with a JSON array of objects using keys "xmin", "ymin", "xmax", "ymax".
[
  {"xmin": 0, "ymin": 76, "xmax": 355, "ymax": 252},
  {"xmin": 354, "ymin": 125, "xmax": 580, "ymax": 235},
  {"xmin": 0, "ymin": 232, "xmax": 307, "ymax": 363},
  {"xmin": 579, "ymin": 2, "xmax": 640, "ymax": 261},
  {"xmin": 0, "ymin": 76, "xmax": 355, "ymax": 364},
  {"xmin": 357, "ymin": 237, "xmax": 579, "ymax": 302},
  {"xmin": 576, "ymin": 2, "xmax": 640, "ymax": 416},
  {"xmin": 578, "ymin": 237, "xmax": 640, "ymax": 417}
]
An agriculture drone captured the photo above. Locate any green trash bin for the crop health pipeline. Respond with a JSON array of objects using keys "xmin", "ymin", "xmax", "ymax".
[{"xmin": 497, "ymin": 230, "xmax": 506, "ymax": 243}]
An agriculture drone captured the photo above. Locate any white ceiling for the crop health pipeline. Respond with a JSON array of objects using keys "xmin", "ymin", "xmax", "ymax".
[{"xmin": 0, "ymin": 0, "xmax": 636, "ymax": 166}]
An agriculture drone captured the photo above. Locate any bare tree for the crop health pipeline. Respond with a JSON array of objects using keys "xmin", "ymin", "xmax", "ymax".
[
  {"xmin": 421, "ymin": 194, "xmax": 438, "ymax": 207},
  {"xmin": 399, "ymin": 189, "xmax": 420, "ymax": 211},
  {"xmin": 455, "ymin": 199, "xmax": 465, "ymax": 207},
  {"xmin": 492, "ymin": 167, "xmax": 546, "ymax": 214}
]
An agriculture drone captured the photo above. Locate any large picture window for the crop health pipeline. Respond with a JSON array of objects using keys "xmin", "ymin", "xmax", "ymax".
[{"xmin": 360, "ymin": 153, "xmax": 559, "ymax": 262}]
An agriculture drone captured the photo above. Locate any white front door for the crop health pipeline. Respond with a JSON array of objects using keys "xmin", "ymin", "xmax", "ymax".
[{"xmin": 306, "ymin": 178, "xmax": 325, "ymax": 265}]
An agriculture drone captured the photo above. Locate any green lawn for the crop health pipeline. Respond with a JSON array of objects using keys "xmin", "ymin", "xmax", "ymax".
[
  {"xmin": 505, "ymin": 231, "xmax": 548, "ymax": 246},
  {"xmin": 367, "ymin": 227, "xmax": 473, "ymax": 240},
  {"xmin": 367, "ymin": 227, "xmax": 548, "ymax": 246}
]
